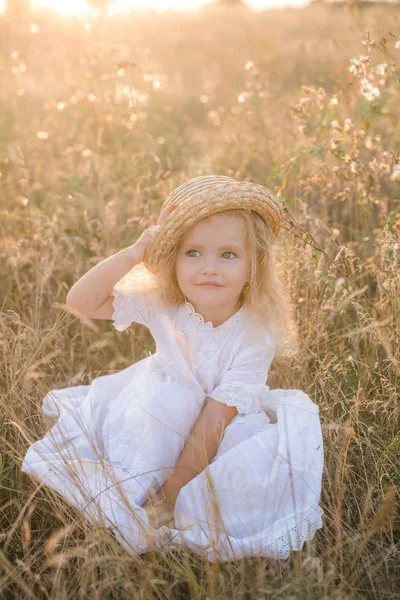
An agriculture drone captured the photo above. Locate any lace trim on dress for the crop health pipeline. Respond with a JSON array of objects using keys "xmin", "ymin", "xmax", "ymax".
[
  {"xmin": 156, "ymin": 505, "xmax": 324, "ymax": 560},
  {"xmin": 210, "ymin": 384, "xmax": 262, "ymax": 415},
  {"xmin": 185, "ymin": 301, "xmax": 244, "ymax": 331},
  {"xmin": 111, "ymin": 289, "xmax": 148, "ymax": 331},
  {"xmin": 274, "ymin": 507, "xmax": 324, "ymax": 558}
]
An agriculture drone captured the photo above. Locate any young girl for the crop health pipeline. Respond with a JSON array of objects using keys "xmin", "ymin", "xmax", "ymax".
[{"xmin": 21, "ymin": 175, "xmax": 324, "ymax": 562}]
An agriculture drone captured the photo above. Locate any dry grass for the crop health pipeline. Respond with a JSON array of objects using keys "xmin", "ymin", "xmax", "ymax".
[{"xmin": 0, "ymin": 2, "xmax": 399, "ymax": 599}]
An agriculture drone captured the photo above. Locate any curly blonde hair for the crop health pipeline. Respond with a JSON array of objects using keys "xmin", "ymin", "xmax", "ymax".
[{"xmin": 124, "ymin": 209, "xmax": 298, "ymax": 358}]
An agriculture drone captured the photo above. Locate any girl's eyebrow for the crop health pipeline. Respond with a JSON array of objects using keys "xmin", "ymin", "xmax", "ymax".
[{"xmin": 183, "ymin": 243, "xmax": 243, "ymax": 251}]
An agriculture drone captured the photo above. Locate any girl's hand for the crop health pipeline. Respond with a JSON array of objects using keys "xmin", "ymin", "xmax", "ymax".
[
  {"xmin": 142, "ymin": 491, "xmax": 176, "ymax": 529},
  {"xmin": 134, "ymin": 202, "xmax": 177, "ymax": 263}
]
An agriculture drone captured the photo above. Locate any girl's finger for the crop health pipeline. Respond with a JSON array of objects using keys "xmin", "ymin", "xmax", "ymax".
[
  {"xmin": 161, "ymin": 203, "xmax": 175, "ymax": 217},
  {"xmin": 158, "ymin": 203, "xmax": 176, "ymax": 225}
]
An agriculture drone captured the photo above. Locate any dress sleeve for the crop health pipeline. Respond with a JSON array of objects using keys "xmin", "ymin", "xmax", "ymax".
[
  {"xmin": 209, "ymin": 335, "xmax": 277, "ymax": 416},
  {"xmin": 110, "ymin": 264, "xmax": 160, "ymax": 331},
  {"xmin": 111, "ymin": 286, "xmax": 153, "ymax": 331}
]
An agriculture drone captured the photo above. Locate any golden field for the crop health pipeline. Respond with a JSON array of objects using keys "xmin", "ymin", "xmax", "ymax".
[{"xmin": 0, "ymin": 2, "xmax": 399, "ymax": 598}]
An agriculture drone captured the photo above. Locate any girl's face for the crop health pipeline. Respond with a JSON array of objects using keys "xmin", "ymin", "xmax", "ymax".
[{"xmin": 175, "ymin": 213, "xmax": 250, "ymax": 313}]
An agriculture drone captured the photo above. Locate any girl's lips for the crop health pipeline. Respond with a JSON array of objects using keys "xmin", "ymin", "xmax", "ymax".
[{"xmin": 197, "ymin": 284, "xmax": 221, "ymax": 287}]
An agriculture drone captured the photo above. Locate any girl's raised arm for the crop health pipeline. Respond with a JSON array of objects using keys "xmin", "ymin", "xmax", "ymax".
[
  {"xmin": 66, "ymin": 244, "xmax": 142, "ymax": 318},
  {"xmin": 66, "ymin": 203, "xmax": 176, "ymax": 318}
]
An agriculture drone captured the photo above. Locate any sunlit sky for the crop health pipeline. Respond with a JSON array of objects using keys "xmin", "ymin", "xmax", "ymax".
[{"xmin": 0, "ymin": 0, "xmax": 310, "ymax": 16}]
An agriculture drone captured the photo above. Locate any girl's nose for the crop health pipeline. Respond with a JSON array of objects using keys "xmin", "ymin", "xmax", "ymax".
[{"xmin": 202, "ymin": 266, "xmax": 220, "ymax": 274}]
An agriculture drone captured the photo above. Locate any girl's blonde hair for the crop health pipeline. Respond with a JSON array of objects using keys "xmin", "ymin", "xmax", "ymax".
[{"xmin": 124, "ymin": 208, "xmax": 298, "ymax": 358}]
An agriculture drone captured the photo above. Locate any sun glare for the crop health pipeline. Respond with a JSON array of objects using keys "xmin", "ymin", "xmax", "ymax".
[
  {"xmin": 32, "ymin": 0, "xmax": 216, "ymax": 16},
  {"xmin": 0, "ymin": 0, "xmax": 309, "ymax": 16}
]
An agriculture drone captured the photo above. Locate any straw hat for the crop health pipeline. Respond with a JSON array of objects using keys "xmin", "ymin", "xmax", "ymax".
[{"xmin": 143, "ymin": 175, "xmax": 284, "ymax": 275}]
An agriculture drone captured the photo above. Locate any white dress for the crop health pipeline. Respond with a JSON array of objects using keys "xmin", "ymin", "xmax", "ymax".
[{"xmin": 21, "ymin": 277, "xmax": 325, "ymax": 562}]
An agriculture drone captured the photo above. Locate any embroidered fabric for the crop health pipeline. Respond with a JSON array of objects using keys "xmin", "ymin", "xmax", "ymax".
[
  {"xmin": 111, "ymin": 288, "xmax": 149, "ymax": 331},
  {"xmin": 156, "ymin": 506, "xmax": 324, "ymax": 560},
  {"xmin": 151, "ymin": 356, "xmax": 205, "ymax": 395},
  {"xmin": 192, "ymin": 337, "xmax": 227, "ymax": 373},
  {"xmin": 207, "ymin": 342, "xmax": 275, "ymax": 416},
  {"xmin": 184, "ymin": 301, "xmax": 244, "ymax": 331},
  {"xmin": 210, "ymin": 384, "xmax": 262, "ymax": 415},
  {"xmin": 274, "ymin": 508, "xmax": 324, "ymax": 558}
]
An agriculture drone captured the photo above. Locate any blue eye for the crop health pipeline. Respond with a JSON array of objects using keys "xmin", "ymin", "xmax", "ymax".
[{"xmin": 186, "ymin": 250, "xmax": 236, "ymax": 259}]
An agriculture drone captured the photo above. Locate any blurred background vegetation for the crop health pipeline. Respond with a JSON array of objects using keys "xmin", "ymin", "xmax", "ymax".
[{"xmin": 0, "ymin": 1, "xmax": 399, "ymax": 598}]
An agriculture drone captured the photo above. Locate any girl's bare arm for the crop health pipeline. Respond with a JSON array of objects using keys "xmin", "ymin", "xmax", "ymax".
[
  {"xmin": 66, "ymin": 203, "xmax": 176, "ymax": 317},
  {"xmin": 156, "ymin": 398, "xmax": 238, "ymax": 507},
  {"xmin": 65, "ymin": 244, "xmax": 142, "ymax": 316}
]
